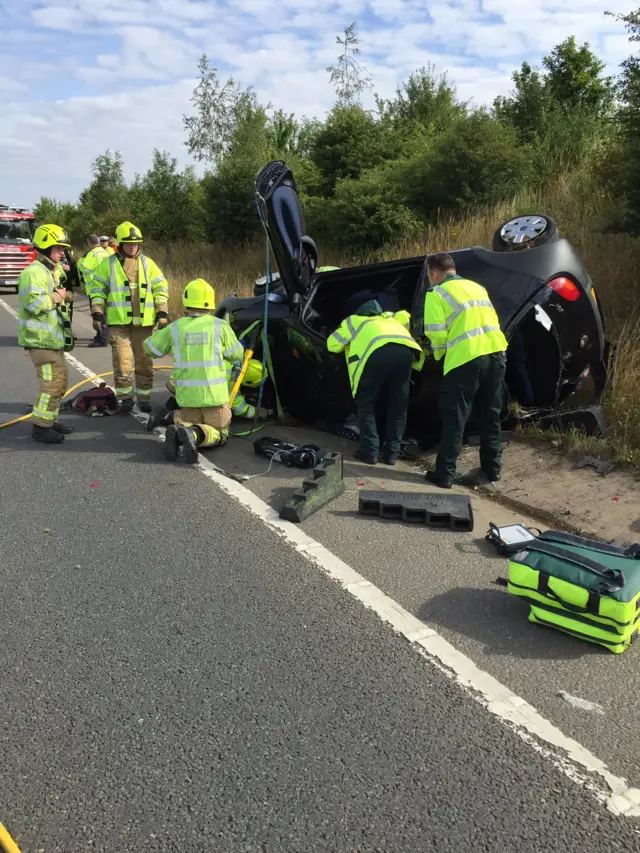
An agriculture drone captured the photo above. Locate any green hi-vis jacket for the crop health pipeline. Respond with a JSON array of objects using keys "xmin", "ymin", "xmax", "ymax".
[
  {"xmin": 144, "ymin": 313, "xmax": 245, "ymax": 408},
  {"xmin": 77, "ymin": 246, "xmax": 111, "ymax": 296},
  {"xmin": 423, "ymin": 275, "xmax": 507, "ymax": 375},
  {"xmin": 327, "ymin": 306, "xmax": 424, "ymax": 396},
  {"xmin": 17, "ymin": 259, "xmax": 73, "ymax": 351},
  {"xmin": 90, "ymin": 252, "xmax": 169, "ymax": 327}
]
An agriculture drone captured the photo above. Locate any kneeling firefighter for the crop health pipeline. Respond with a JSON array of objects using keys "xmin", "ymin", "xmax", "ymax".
[
  {"xmin": 149, "ymin": 357, "xmax": 273, "ymax": 430},
  {"xmin": 327, "ymin": 290, "xmax": 424, "ymax": 465},
  {"xmin": 17, "ymin": 224, "xmax": 75, "ymax": 444},
  {"xmin": 143, "ymin": 278, "xmax": 245, "ymax": 463}
]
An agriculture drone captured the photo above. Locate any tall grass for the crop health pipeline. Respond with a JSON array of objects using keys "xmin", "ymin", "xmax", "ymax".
[{"xmin": 153, "ymin": 175, "xmax": 640, "ymax": 459}]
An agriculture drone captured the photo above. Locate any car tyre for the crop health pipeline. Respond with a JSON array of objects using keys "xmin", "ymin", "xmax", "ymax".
[{"xmin": 492, "ymin": 214, "xmax": 559, "ymax": 252}]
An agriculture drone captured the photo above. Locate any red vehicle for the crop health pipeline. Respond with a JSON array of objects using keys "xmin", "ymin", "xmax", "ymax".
[{"xmin": 0, "ymin": 204, "xmax": 37, "ymax": 292}]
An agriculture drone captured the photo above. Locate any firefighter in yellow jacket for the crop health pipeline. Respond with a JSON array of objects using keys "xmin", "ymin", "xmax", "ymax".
[
  {"xmin": 90, "ymin": 221, "xmax": 169, "ymax": 413},
  {"xmin": 17, "ymin": 224, "xmax": 74, "ymax": 444},
  {"xmin": 144, "ymin": 278, "xmax": 245, "ymax": 463}
]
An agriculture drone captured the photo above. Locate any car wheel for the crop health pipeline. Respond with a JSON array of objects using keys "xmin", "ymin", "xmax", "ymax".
[{"xmin": 492, "ymin": 214, "xmax": 559, "ymax": 252}]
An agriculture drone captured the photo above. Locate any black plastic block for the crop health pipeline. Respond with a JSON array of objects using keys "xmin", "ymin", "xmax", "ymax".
[
  {"xmin": 280, "ymin": 452, "xmax": 346, "ymax": 523},
  {"xmin": 358, "ymin": 490, "xmax": 474, "ymax": 531}
]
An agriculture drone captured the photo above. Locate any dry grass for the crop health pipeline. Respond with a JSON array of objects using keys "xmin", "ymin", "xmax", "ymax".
[{"xmin": 155, "ymin": 176, "xmax": 640, "ymax": 460}]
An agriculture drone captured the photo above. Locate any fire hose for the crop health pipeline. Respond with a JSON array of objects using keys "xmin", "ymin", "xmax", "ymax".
[{"xmin": 0, "ymin": 366, "xmax": 173, "ymax": 431}]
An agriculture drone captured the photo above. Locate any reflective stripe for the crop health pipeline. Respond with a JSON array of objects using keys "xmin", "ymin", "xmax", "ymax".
[
  {"xmin": 345, "ymin": 317, "xmax": 357, "ymax": 339},
  {"xmin": 446, "ymin": 299, "xmax": 494, "ymax": 326},
  {"xmin": 150, "ymin": 276, "xmax": 165, "ymax": 285},
  {"xmin": 147, "ymin": 341, "xmax": 165, "ymax": 358},
  {"xmin": 30, "ymin": 293, "xmax": 51, "ymax": 311},
  {"xmin": 432, "ymin": 285, "xmax": 460, "ymax": 311},
  {"xmin": 18, "ymin": 319, "xmax": 64, "ymax": 341},
  {"xmin": 173, "ymin": 377, "xmax": 227, "ymax": 388},
  {"xmin": 108, "ymin": 301, "xmax": 132, "ymax": 308},
  {"xmin": 116, "ymin": 386, "xmax": 134, "ymax": 395},
  {"xmin": 424, "ymin": 323, "xmax": 447, "ymax": 332},
  {"xmin": 431, "ymin": 285, "xmax": 494, "ymax": 326},
  {"xmin": 351, "ymin": 334, "xmax": 417, "ymax": 387},
  {"xmin": 223, "ymin": 343, "xmax": 244, "ymax": 359},
  {"xmin": 329, "ymin": 331, "xmax": 350, "ymax": 347},
  {"xmin": 42, "ymin": 363, "xmax": 53, "ymax": 381},
  {"xmin": 446, "ymin": 325, "xmax": 502, "ymax": 349},
  {"xmin": 171, "ymin": 317, "xmax": 224, "ymax": 368},
  {"xmin": 92, "ymin": 275, "xmax": 109, "ymax": 285},
  {"xmin": 136, "ymin": 388, "xmax": 153, "ymax": 398}
]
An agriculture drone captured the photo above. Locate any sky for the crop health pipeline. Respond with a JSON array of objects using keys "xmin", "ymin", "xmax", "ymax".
[{"xmin": 0, "ymin": 0, "xmax": 635, "ymax": 207}]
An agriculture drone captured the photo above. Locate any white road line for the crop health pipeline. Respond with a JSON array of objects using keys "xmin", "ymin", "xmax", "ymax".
[{"xmin": 2, "ymin": 296, "xmax": 640, "ymax": 818}]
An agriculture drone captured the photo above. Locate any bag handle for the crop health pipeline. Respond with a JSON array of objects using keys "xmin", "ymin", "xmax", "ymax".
[
  {"xmin": 537, "ymin": 573, "xmax": 602, "ymax": 616},
  {"xmin": 540, "ymin": 530, "xmax": 640, "ymax": 560},
  {"xmin": 523, "ymin": 540, "xmax": 625, "ymax": 592}
]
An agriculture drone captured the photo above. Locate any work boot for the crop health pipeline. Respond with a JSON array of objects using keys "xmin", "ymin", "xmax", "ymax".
[
  {"xmin": 146, "ymin": 405, "xmax": 171, "ymax": 432},
  {"xmin": 138, "ymin": 402, "xmax": 153, "ymax": 414},
  {"xmin": 119, "ymin": 399, "xmax": 135, "ymax": 414},
  {"xmin": 425, "ymin": 470, "xmax": 453, "ymax": 489},
  {"xmin": 52, "ymin": 423, "xmax": 74, "ymax": 435},
  {"xmin": 163, "ymin": 425, "xmax": 180, "ymax": 462},
  {"xmin": 88, "ymin": 339, "xmax": 108, "ymax": 348},
  {"xmin": 31, "ymin": 424, "xmax": 64, "ymax": 444},
  {"xmin": 458, "ymin": 467, "xmax": 501, "ymax": 488},
  {"xmin": 177, "ymin": 426, "xmax": 200, "ymax": 464},
  {"xmin": 354, "ymin": 449, "xmax": 377, "ymax": 465}
]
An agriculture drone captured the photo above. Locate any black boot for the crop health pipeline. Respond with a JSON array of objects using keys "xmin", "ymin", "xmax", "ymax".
[
  {"xmin": 138, "ymin": 401, "xmax": 153, "ymax": 414},
  {"xmin": 88, "ymin": 338, "xmax": 108, "ymax": 348},
  {"xmin": 119, "ymin": 398, "xmax": 135, "ymax": 414},
  {"xmin": 163, "ymin": 425, "xmax": 180, "ymax": 461},
  {"xmin": 32, "ymin": 424, "xmax": 65, "ymax": 444},
  {"xmin": 177, "ymin": 425, "xmax": 201, "ymax": 464},
  {"xmin": 52, "ymin": 423, "xmax": 74, "ymax": 435}
]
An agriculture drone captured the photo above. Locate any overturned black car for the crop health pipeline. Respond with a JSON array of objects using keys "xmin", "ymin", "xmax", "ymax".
[{"xmin": 216, "ymin": 161, "xmax": 608, "ymax": 446}]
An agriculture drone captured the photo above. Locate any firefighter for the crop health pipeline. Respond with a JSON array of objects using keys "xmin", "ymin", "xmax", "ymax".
[
  {"xmin": 17, "ymin": 223, "xmax": 74, "ymax": 444},
  {"xmin": 150, "ymin": 358, "xmax": 273, "ymax": 430},
  {"xmin": 89, "ymin": 221, "xmax": 169, "ymax": 413},
  {"xmin": 78, "ymin": 234, "xmax": 110, "ymax": 347},
  {"xmin": 144, "ymin": 278, "xmax": 245, "ymax": 463},
  {"xmin": 422, "ymin": 252, "xmax": 508, "ymax": 488},
  {"xmin": 327, "ymin": 291, "xmax": 424, "ymax": 465}
]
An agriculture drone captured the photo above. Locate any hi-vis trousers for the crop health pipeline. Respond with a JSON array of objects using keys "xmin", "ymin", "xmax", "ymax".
[
  {"xmin": 174, "ymin": 405, "xmax": 232, "ymax": 448},
  {"xmin": 108, "ymin": 324, "xmax": 154, "ymax": 403},
  {"xmin": 28, "ymin": 348, "xmax": 68, "ymax": 427}
]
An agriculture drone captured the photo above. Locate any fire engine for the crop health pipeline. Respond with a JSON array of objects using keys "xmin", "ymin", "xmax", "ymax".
[{"xmin": 0, "ymin": 204, "xmax": 37, "ymax": 292}]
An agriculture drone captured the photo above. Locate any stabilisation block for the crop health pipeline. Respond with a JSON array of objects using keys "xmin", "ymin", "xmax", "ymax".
[
  {"xmin": 358, "ymin": 490, "xmax": 474, "ymax": 532},
  {"xmin": 280, "ymin": 452, "xmax": 346, "ymax": 523}
]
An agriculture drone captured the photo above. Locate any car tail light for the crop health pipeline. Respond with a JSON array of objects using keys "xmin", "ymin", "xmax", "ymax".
[{"xmin": 546, "ymin": 276, "xmax": 581, "ymax": 302}]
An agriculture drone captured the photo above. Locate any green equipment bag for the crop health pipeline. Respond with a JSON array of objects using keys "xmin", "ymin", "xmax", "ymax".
[{"xmin": 507, "ymin": 531, "xmax": 640, "ymax": 654}]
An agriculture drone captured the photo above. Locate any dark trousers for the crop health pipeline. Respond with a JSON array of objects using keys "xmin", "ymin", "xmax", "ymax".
[
  {"xmin": 436, "ymin": 351, "xmax": 506, "ymax": 482},
  {"xmin": 94, "ymin": 314, "xmax": 108, "ymax": 344},
  {"xmin": 355, "ymin": 344, "xmax": 415, "ymax": 462}
]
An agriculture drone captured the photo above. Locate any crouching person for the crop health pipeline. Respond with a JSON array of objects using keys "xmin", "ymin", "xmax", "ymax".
[
  {"xmin": 327, "ymin": 291, "xmax": 424, "ymax": 465},
  {"xmin": 143, "ymin": 278, "xmax": 244, "ymax": 463}
]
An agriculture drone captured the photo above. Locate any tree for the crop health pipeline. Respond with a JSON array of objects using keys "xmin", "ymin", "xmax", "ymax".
[
  {"xmin": 33, "ymin": 198, "xmax": 79, "ymax": 229},
  {"xmin": 182, "ymin": 54, "xmax": 263, "ymax": 165},
  {"xmin": 79, "ymin": 150, "xmax": 128, "ymax": 217},
  {"xmin": 377, "ymin": 65, "xmax": 465, "ymax": 136},
  {"xmin": 128, "ymin": 150, "xmax": 204, "ymax": 242},
  {"xmin": 494, "ymin": 62, "xmax": 550, "ymax": 144},
  {"xmin": 543, "ymin": 36, "xmax": 614, "ymax": 114},
  {"xmin": 326, "ymin": 22, "xmax": 372, "ymax": 108}
]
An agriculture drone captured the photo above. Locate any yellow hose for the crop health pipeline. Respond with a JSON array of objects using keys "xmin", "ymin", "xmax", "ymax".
[
  {"xmin": 0, "ymin": 821, "xmax": 22, "ymax": 853},
  {"xmin": 228, "ymin": 347, "xmax": 254, "ymax": 409},
  {"xmin": 0, "ymin": 366, "xmax": 173, "ymax": 430}
]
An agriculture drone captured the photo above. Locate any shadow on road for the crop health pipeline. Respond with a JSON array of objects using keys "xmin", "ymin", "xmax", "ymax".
[{"xmin": 418, "ymin": 586, "xmax": 603, "ymax": 661}]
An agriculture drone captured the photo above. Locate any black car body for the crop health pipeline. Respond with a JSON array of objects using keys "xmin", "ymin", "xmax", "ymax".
[{"xmin": 216, "ymin": 161, "xmax": 606, "ymax": 445}]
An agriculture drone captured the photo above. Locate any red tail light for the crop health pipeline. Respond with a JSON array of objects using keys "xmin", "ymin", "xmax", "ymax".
[{"xmin": 546, "ymin": 276, "xmax": 581, "ymax": 302}]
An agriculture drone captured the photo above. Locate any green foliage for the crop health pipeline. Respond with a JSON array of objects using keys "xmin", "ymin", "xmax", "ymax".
[
  {"xmin": 128, "ymin": 150, "xmax": 205, "ymax": 242},
  {"xmin": 34, "ymin": 26, "xmax": 634, "ymax": 254}
]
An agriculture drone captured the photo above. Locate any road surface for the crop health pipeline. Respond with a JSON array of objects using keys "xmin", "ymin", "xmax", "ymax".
[{"xmin": 1, "ymin": 292, "xmax": 639, "ymax": 852}]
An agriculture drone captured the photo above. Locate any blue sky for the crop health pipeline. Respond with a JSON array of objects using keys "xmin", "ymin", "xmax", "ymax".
[{"xmin": 0, "ymin": 0, "xmax": 635, "ymax": 206}]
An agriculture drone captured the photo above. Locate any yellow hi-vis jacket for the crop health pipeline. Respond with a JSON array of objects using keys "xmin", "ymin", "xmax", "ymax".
[
  {"xmin": 423, "ymin": 275, "xmax": 507, "ymax": 375},
  {"xmin": 90, "ymin": 252, "xmax": 169, "ymax": 327},
  {"xmin": 327, "ymin": 309, "xmax": 424, "ymax": 396},
  {"xmin": 77, "ymin": 246, "xmax": 111, "ymax": 296}
]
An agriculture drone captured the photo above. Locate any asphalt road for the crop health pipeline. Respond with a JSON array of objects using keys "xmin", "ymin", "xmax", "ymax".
[{"xmin": 1, "ymin": 291, "xmax": 639, "ymax": 852}]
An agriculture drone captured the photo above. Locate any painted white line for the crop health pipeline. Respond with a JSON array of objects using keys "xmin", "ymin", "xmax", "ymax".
[{"xmin": 2, "ymin": 296, "xmax": 640, "ymax": 818}]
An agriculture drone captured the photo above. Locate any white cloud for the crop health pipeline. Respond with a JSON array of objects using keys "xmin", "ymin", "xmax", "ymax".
[{"xmin": 0, "ymin": 0, "xmax": 636, "ymax": 206}]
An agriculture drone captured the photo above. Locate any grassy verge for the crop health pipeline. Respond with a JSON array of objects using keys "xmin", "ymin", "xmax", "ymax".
[{"xmin": 153, "ymin": 172, "xmax": 640, "ymax": 465}]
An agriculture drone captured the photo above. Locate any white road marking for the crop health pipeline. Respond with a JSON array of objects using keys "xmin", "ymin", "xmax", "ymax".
[{"xmin": 2, "ymin": 296, "xmax": 640, "ymax": 818}]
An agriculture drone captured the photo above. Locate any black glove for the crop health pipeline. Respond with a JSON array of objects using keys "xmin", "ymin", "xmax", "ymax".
[{"xmin": 156, "ymin": 311, "xmax": 169, "ymax": 329}]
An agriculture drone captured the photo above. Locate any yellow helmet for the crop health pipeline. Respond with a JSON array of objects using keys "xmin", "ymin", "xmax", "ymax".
[
  {"xmin": 115, "ymin": 221, "xmax": 143, "ymax": 243},
  {"xmin": 33, "ymin": 223, "xmax": 71, "ymax": 250},
  {"xmin": 182, "ymin": 278, "xmax": 216, "ymax": 310},
  {"xmin": 243, "ymin": 358, "xmax": 267, "ymax": 388}
]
